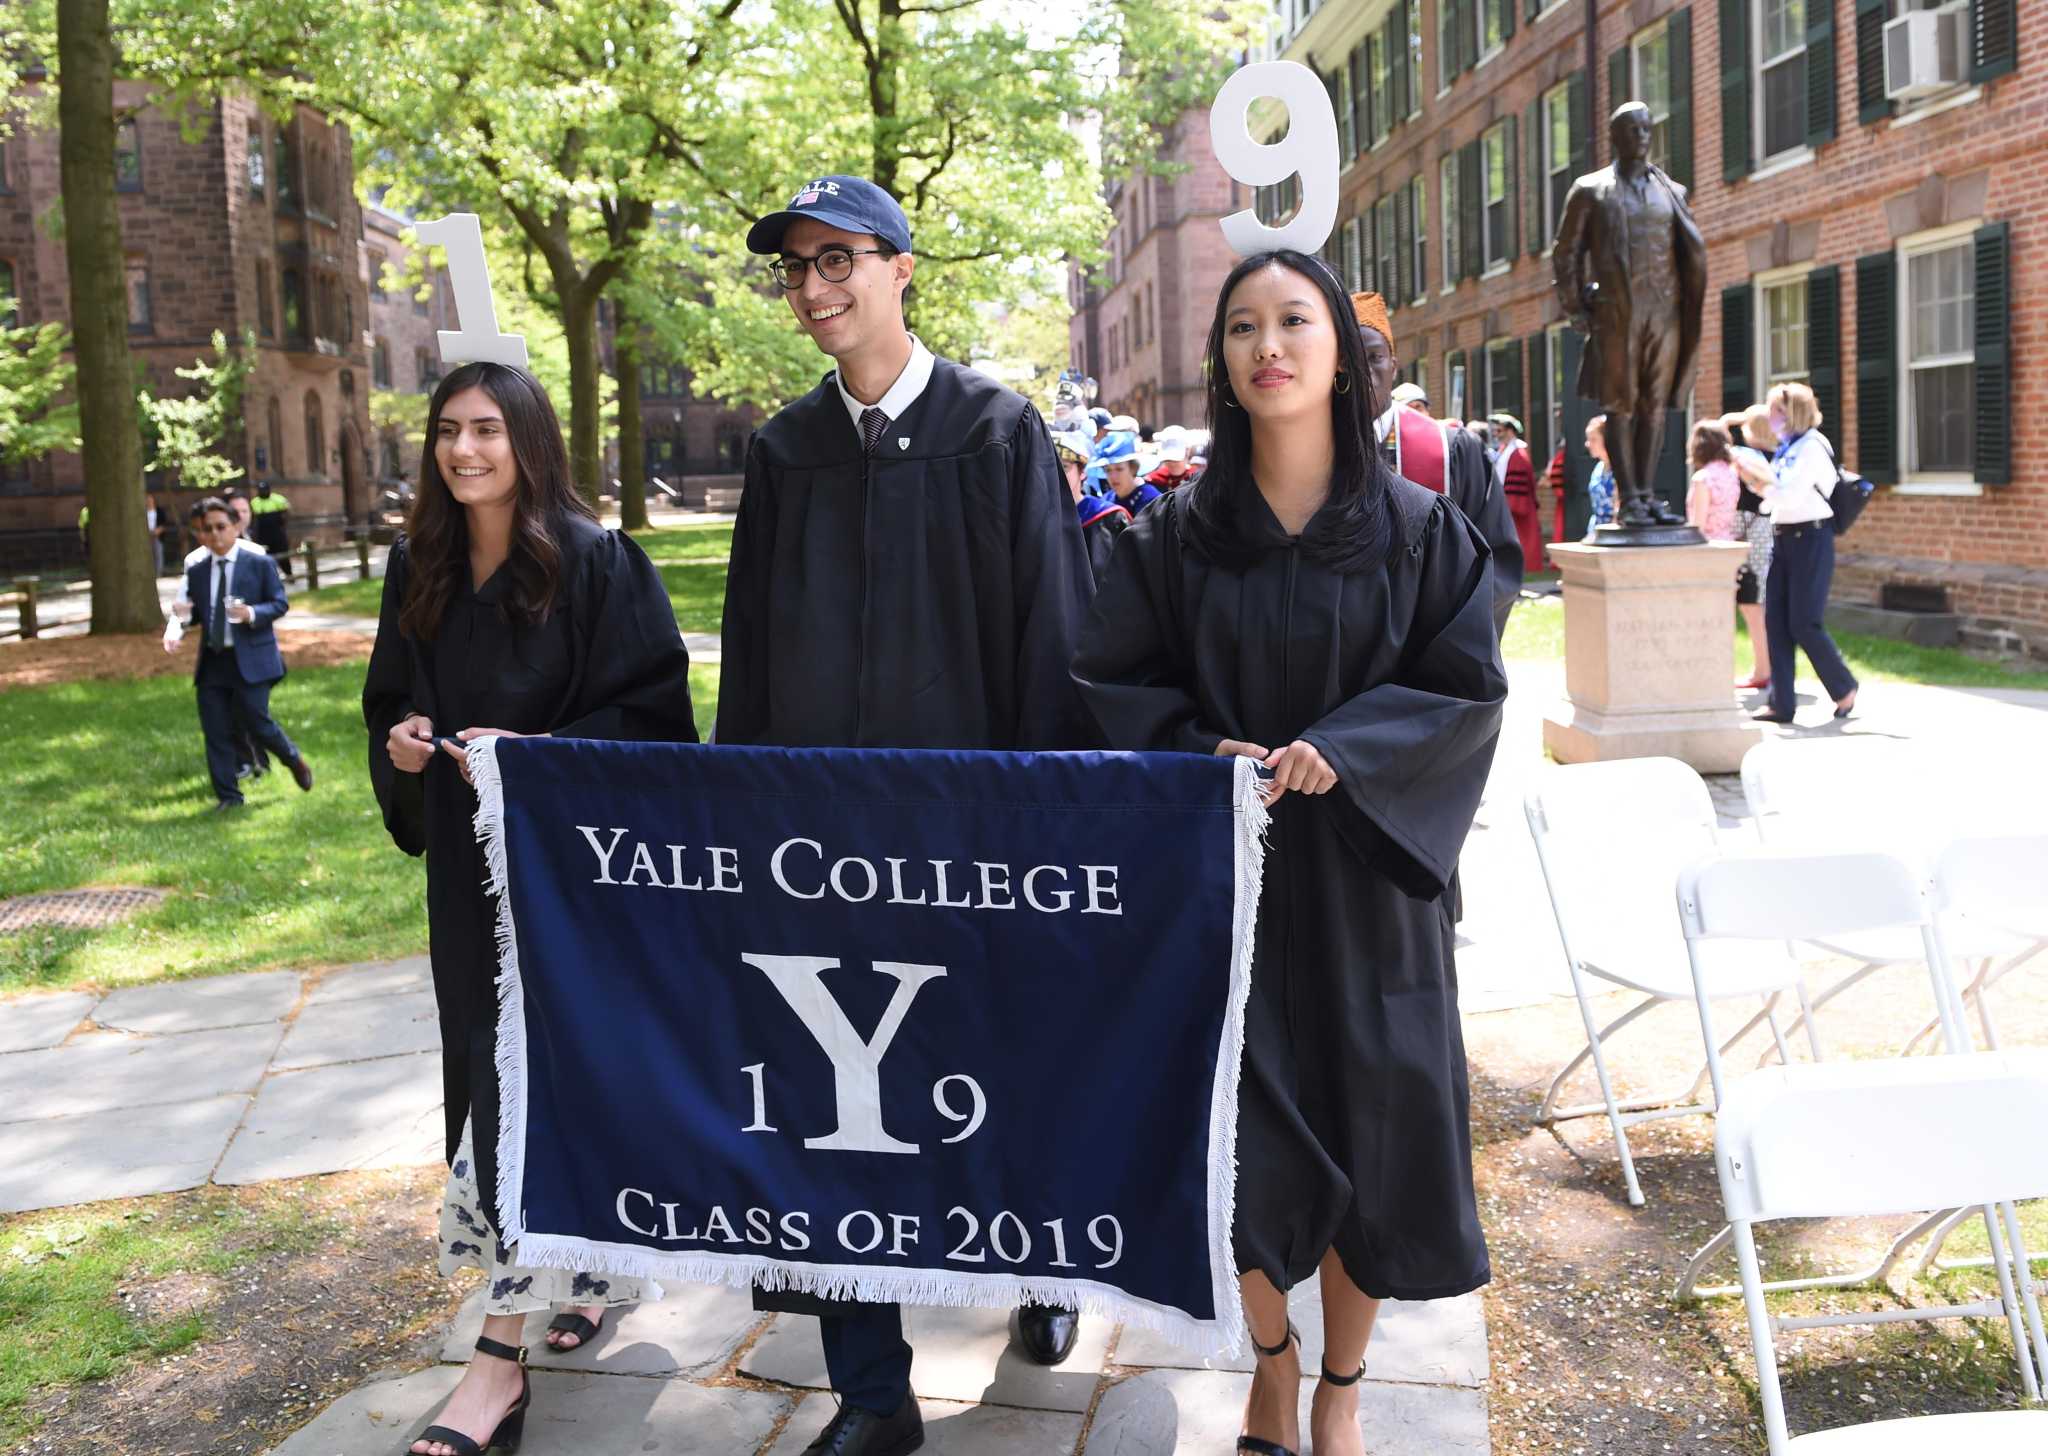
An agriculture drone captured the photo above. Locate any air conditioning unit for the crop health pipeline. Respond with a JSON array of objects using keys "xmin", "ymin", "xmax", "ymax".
[{"xmin": 1883, "ymin": 5, "xmax": 1969, "ymax": 100}]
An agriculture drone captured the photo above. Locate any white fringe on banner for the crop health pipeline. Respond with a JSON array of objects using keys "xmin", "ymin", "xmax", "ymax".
[{"xmin": 469, "ymin": 738, "xmax": 1269, "ymax": 1356}]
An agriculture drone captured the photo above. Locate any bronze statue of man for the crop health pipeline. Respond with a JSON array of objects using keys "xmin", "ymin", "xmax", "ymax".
[{"xmin": 1553, "ymin": 102, "xmax": 1708, "ymax": 537}]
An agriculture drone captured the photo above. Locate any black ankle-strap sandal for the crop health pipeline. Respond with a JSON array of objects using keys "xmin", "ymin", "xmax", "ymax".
[
  {"xmin": 410, "ymin": 1337, "xmax": 531, "ymax": 1455},
  {"xmin": 1320, "ymin": 1360, "xmax": 1366, "ymax": 1386},
  {"xmin": 1236, "ymin": 1322, "xmax": 1301, "ymax": 1456}
]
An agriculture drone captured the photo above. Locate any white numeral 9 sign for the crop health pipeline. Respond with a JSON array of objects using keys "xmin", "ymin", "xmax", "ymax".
[
  {"xmin": 410, "ymin": 213, "xmax": 529, "ymax": 370},
  {"xmin": 1208, "ymin": 61, "xmax": 1339, "ymax": 258}
]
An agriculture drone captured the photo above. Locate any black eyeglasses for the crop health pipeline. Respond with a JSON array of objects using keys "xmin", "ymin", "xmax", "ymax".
[{"xmin": 770, "ymin": 247, "xmax": 892, "ymax": 290}]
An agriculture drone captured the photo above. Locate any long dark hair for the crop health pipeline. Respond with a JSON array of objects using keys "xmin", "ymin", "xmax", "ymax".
[
  {"xmin": 399, "ymin": 362, "xmax": 595, "ymax": 640},
  {"xmin": 1178, "ymin": 249, "xmax": 1393, "ymax": 572}
]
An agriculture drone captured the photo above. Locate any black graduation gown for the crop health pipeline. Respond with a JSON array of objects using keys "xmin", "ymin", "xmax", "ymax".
[
  {"xmin": 362, "ymin": 514, "xmax": 698, "ymax": 1226},
  {"xmin": 1070, "ymin": 480, "xmax": 1505, "ymax": 1300},
  {"xmin": 717, "ymin": 357, "xmax": 1094, "ymax": 1315},
  {"xmin": 716, "ymin": 357, "xmax": 1094, "ymax": 752},
  {"xmin": 1444, "ymin": 425, "xmax": 1524, "ymax": 639}
]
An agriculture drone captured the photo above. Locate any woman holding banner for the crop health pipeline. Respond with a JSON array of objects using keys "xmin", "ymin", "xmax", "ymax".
[
  {"xmin": 364, "ymin": 362, "xmax": 698, "ymax": 1456},
  {"xmin": 1072, "ymin": 250, "xmax": 1505, "ymax": 1456}
]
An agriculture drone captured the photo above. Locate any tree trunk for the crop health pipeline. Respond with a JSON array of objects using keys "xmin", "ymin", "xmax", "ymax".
[
  {"xmin": 870, "ymin": 0, "xmax": 904, "ymax": 201},
  {"xmin": 57, "ymin": 0, "xmax": 157, "ymax": 633},
  {"xmin": 613, "ymin": 294, "xmax": 648, "ymax": 532},
  {"xmin": 558, "ymin": 277, "xmax": 602, "ymax": 508}
]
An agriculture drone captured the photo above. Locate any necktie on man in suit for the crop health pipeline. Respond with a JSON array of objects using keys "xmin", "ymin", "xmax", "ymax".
[
  {"xmin": 859, "ymin": 406, "xmax": 890, "ymax": 456},
  {"xmin": 210, "ymin": 557, "xmax": 229, "ymax": 649}
]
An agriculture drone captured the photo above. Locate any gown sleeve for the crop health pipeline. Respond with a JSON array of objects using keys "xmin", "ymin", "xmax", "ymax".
[
  {"xmin": 1069, "ymin": 502, "xmax": 1227, "ymax": 757},
  {"xmin": 362, "ymin": 539, "xmax": 427, "ymax": 858},
  {"xmin": 553, "ymin": 530, "xmax": 700, "ymax": 744},
  {"xmin": 712, "ymin": 440, "xmax": 775, "ymax": 746},
  {"xmin": 1007, "ymin": 404, "xmax": 1097, "ymax": 750},
  {"xmin": 1299, "ymin": 495, "xmax": 1507, "ymax": 901},
  {"xmin": 1445, "ymin": 426, "xmax": 1523, "ymax": 636}
]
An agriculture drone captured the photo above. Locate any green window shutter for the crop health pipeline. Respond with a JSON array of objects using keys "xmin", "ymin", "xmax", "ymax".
[
  {"xmin": 1395, "ymin": 183, "xmax": 1414, "ymax": 306},
  {"xmin": 1719, "ymin": 0, "xmax": 1751, "ymax": 180},
  {"xmin": 1610, "ymin": 46, "xmax": 1631, "ymax": 118},
  {"xmin": 1472, "ymin": 347, "xmax": 1488, "ymax": 420},
  {"xmin": 1500, "ymin": 0, "xmax": 1515, "ymax": 44},
  {"xmin": 1504, "ymin": 338, "xmax": 1524, "ymax": 429},
  {"xmin": 1668, "ymin": 7, "xmax": 1694, "ymax": 190},
  {"xmin": 1805, "ymin": 4, "xmax": 1837, "ymax": 148},
  {"xmin": 1855, "ymin": 0, "xmax": 1894, "ymax": 124},
  {"xmin": 1568, "ymin": 69, "xmax": 1591, "ymax": 177},
  {"xmin": 1721, "ymin": 284, "xmax": 1753, "ymax": 415},
  {"xmin": 1502, "ymin": 112, "xmax": 1519, "ymax": 259},
  {"xmin": 1523, "ymin": 96, "xmax": 1543, "ymax": 256},
  {"xmin": 1458, "ymin": 0, "xmax": 1477, "ymax": 76},
  {"xmin": 1353, "ymin": 43, "xmax": 1371, "ymax": 157},
  {"xmin": 1807, "ymin": 265, "xmax": 1841, "ymax": 451},
  {"xmin": 1389, "ymin": 12, "xmax": 1410, "ymax": 126},
  {"xmin": 1972, "ymin": 0, "xmax": 2018, "ymax": 85},
  {"xmin": 1459, "ymin": 139, "xmax": 1483, "ymax": 281},
  {"xmin": 1854, "ymin": 251, "xmax": 1898, "ymax": 485},
  {"xmin": 1973, "ymin": 221, "xmax": 2011, "ymax": 485},
  {"xmin": 1526, "ymin": 331, "xmax": 1551, "ymax": 465},
  {"xmin": 1414, "ymin": 178, "xmax": 1428, "ymax": 296},
  {"xmin": 1525, "ymin": 0, "xmax": 1541, "ymax": 21}
]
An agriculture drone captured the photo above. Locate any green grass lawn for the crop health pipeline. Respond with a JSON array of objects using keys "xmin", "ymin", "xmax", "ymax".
[
  {"xmin": 0, "ymin": 660, "xmax": 721, "ymax": 995},
  {"xmin": 1504, "ymin": 593, "xmax": 2048, "ymax": 689}
]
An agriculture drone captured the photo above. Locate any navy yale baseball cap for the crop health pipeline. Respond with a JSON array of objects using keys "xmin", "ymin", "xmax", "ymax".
[{"xmin": 746, "ymin": 176, "xmax": 914, "ymax": 257}]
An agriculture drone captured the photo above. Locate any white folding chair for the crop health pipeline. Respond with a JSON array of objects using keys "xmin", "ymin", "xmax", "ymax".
[
  {"xmin": 1904, "ymin": 834, "xmax": 2048, "ymax": 1277},
  {"xmin": 1740, "ymin": 741, "xmax": 2035, "ymax": 1058},
  {"xmin": 1718, "ymin": 1054, "xmax": 2048, "ymax": 1449},
  {"xmin": 1673, "ymin": 849, "xmax": 2048, "ymax": 1371},
  {"xmin": 1526, "ymin": 758, "xmax": 1819, "ymax": 1208}
]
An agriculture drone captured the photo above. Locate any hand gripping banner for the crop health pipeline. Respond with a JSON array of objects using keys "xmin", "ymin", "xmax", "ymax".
[{"xmin": 467, "ymin": 738, "xmax": 1268, "ymax": 1352}]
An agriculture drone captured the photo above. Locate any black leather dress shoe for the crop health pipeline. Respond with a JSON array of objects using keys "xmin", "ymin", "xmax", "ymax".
[
  {"xmin": 288, "ymin": 755, "xmax": 314, "ymax": 791},
  {"xmin": 1013, "ymin": 1303, "xmax": 1080, "ymax": 1365},
  {"xmin": 804, "ymin": 1394, "xmax": 924, "ymax": 1455}
]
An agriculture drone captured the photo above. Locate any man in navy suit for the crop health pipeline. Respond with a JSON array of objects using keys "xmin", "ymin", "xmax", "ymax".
[{"xmin": 170, "ymin": 497, "xmax": 314, "ymax": 811}]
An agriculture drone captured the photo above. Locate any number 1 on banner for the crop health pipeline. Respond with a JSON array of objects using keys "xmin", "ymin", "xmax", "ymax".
[
  {"xmin": 1208, "ymin": 61, "xmax": 1339, "ymax": 258},
  {"xmin": 410, "ymin": 213, "xmax": 529, "ymax": 370}
]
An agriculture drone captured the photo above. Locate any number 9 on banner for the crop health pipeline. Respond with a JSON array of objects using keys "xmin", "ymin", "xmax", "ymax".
[{"xmin": 1209, "ymin": 61, "xmax": 1339, "ymax": 258}]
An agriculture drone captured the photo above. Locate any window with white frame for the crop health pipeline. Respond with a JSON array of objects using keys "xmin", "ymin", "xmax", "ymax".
[
  {"xmin": 1758, "ymin": 274, "xmax": 1809, "ymax": 389},
  {"xmin": 1486, "ymin": 338, "xmax": 1516, "ymax": 419},
  {"xmin": 1440, "ymin": 153, "xmax": 1460, "ymax": 286},
  {"xmin": 1901, "ymin": 234, "xmax": 1975, "ymax": 477},
  {"xmin": 1371, "ymin": 33, "xmax": 1391, "ymax": 141},
  {"xmin": 1406, "ymin": 3, "xmax": 1423, "ymax": 118},
  {"xmin": 1631, "ymin": 21, "xmax": 1672, "ymax": 172},
  {"xmin": 1375, "ymin": 195, "xmax": 1397, "ymax": 296},
  {"xmin": 1481, "ymin": 124, "xmax": 1508, "ymax": 269},
  {"xmin": 1409, "ymin": 175, "xmax": 1428, "ymax": 302},
  {"xmin": 1339, "ymin": 57, "xmax": 1357, "ymax": 159},
  {"xmin": 1542, "ymin": 82, "xmax": 1572, "ymax": 244},
  {"xmin": 1413, "ymin": 358, "xmax": 1428, "ymax": 401},
  {"xmin": 1481, "ymin": 0, "xmax": 1507, "ymax": 60},
  {"xmin": 1545, "ymin": 321, "xmax": 1569, "ymax": 449},
  {"xmin": 1438, "ymin": 0, "xmax": 1457, "ymax": 92},
  {"xmin": 1343, "ymin": 217, "xmax": 1364, "ymax": 292},
  {"xmin": 1755, "ymin": 0, "xmax": 1807, "ymax": 163}
]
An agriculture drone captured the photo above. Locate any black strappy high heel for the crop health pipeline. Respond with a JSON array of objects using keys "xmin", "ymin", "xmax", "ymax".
[
  {"xmin": 1320, "ymin": 1359, "xmax": 1366, "ymax": 1387},
  {"xmin": 1236, "ymin": 1321, "xmax": 1301, "ymax": 1456},
  {"xmin": 411, "ymin": 1336, "xmax": 530, "ymax": 1455}
]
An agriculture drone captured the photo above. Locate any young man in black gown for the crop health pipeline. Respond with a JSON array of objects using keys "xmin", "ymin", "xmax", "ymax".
[{"xmin": 719, "ymin": 175, "xmax": 1094, "ymax": 1456}]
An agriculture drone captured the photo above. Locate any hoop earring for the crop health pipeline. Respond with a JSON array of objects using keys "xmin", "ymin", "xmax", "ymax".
[
  {"xmin": 1222, "ymin": 384, "xmax": 1241, "ymax": 409},
  {"xmin": 1334, "ymin": 372, "xmax": 1352, "ymax": 396}
]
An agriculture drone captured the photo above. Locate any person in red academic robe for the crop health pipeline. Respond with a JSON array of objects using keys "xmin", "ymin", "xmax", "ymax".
[{"xmin": 1490, "ymin": 413, "xmax": 1542, "ymax": 579}]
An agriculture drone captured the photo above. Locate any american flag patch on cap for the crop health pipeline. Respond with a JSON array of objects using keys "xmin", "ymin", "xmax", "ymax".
[{"xmin": 796, "ymin": 189, "xmax": 821, "ymax": 206}]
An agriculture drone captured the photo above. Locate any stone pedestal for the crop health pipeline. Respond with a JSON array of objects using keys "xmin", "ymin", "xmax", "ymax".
[{"xmin": 1541, "ymin": 541, "xmax": 1761, "ymax": 773}]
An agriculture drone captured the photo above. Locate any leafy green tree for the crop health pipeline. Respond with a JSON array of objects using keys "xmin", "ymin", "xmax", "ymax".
[
  {"xmin": 0, "ymin": 304, "xmax": 82, "ymax": 467},
  {"xmin": 138, "ymin": 330, "xmax": 256, "ymax": 494}
]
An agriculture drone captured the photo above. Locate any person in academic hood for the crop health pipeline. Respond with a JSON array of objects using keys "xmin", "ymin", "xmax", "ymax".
[
  {"xmin": 1072, "ymin": 251, "xmax": 1505, "ymax": 1456},
  {"xmin": 1351, "ymin": 293, "xmax": 1521, "ymax": 639},
  {"xmin": 720, "ymin": 173, "xmax": 1094, "ymax": 1456},
  {"xmin": 362, "ymin": 362, "xmax": 698, "ymax": 1456},
  {"xmin": 1056, "ymin": 428, "xmax": 1131, "ymax": 583}
]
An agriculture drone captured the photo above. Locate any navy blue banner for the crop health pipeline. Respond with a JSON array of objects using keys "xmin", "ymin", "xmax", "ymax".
[{"xmin": 470, "ymin": 738, "xmax": 1265, "ymax": 1350}]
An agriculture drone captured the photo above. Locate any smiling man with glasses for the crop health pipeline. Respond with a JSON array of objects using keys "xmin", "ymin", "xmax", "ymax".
[{"xmin": 718, "ymin": 174, "xmax": 1093, "ymax": 1456}]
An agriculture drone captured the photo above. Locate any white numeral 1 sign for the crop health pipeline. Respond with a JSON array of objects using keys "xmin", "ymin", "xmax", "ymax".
[
  {"xmin": 1209, "ymin": 61, "xmax": 1340, "ymax": 258},
  {"xmin": 410, "ymin": 213, "xmax": 529, "ymax": 370}
]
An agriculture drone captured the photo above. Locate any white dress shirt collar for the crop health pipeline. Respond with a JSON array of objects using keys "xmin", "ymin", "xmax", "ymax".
[
  {"xmin": 1373, "ymin": 403, "xmax": 1400, "ymax": 444},
  {"xmin": 835, "ymin": 334, "xmax": 935, "ymax": 433}
]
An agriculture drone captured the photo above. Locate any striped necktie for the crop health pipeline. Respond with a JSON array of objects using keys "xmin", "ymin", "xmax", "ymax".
[{"xmin": 859, "ymin": 406, "xmax": 889, "ymax": 456}]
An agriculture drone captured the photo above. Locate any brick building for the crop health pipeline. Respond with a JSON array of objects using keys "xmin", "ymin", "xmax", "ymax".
[
  {"xmin": 1259, "ymin": 0, "xmax": 2040, "ymax": 652},
  {"xmin": 634, "ymin": 350, "xmax": 757, "ymax": 500},
  {"xmin": 363, "ymin": 202, "xmax": 453, "ymax": 489},
  {"xmin": 1067, "ymin": 109, "xmax": 1249, "ymax": 430},
  {"xmin": 0, "ymin": 84, "xmax": 374, "ymax": 566}
]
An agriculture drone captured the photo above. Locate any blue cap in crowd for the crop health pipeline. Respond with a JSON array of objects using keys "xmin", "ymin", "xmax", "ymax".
[
  {"xmin": 1088, "ymin": 407, "xmax": 1113, "ymax": 429},
  {"xmin": 747, "ymin": 176, "xmax": 914, "ymax": 256},
  {"xmin": 1095, "ymin": 433, "xmax": 1138, "ymax": 468}
]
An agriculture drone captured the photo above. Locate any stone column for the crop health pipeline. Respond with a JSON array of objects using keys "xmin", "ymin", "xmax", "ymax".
[{"xmin": 1542, "ymin": 542, "xmax": 1761, "ymax": 774}]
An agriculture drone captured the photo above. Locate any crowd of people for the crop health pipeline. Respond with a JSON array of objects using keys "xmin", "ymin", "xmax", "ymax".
[{"xmin": 353, "ymin": 174, "xmax": 1503, "ymax": 1456}]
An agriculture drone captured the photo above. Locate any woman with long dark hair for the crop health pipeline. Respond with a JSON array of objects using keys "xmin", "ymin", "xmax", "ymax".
[
  {"xmin": 1071, "ymin": 251, "xmax": 1506, "ymax": 1456},
  {"xmin": 363, "ymin": 362, "xmax": 697, "ymax": 1456}
]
